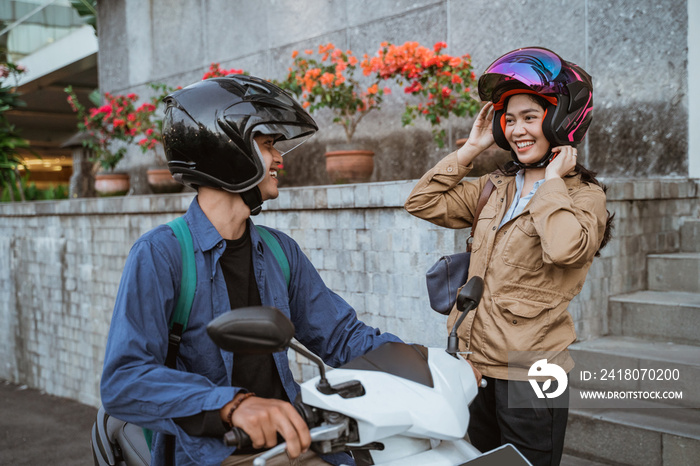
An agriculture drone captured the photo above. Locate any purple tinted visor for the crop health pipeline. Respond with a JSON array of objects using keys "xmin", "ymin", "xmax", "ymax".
[{"xmin": 478, "ymin": 48, "xmax": 566, "ymax": 102}]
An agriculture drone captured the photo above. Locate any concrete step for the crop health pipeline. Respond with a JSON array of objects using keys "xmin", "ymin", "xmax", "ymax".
[
  {"xmin": 564, "ymin": 396, "xmax": 700, "ymax": 465},
  {"xmin": 608, "ymin": 291, "xmax": 700, "ymax": 345},
  {"xmin": 647, "ymin": 252, "xmax": 700, "ymax": 293},
  {"xmin": 568, "ymin": 336, "xmax": 700, "ymax": 408},
  {"xmin": 680, "ymin": 218, "xmax": 700, "ymax": 252}
]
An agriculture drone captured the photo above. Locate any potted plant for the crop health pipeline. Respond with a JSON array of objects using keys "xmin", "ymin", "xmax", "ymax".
[
  {"xmin": 65, "ymin": 86, "xmax": 152, "ymax": 196},
  {"xmin": 136, "ymin": 82, "xmax": 183, "ymax": 194},
  {"xmin": 362, "ymin": 41, "xmax": 481, "ymax": 148},
  {"xmin": 279, "ymin": 43, "xmax": 390, "ymax": 183}
]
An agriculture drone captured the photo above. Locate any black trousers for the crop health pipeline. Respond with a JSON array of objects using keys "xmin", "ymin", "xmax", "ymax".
[{"xmin": 467, "ymin": 376, "xmax": 569, "ymax": 466}]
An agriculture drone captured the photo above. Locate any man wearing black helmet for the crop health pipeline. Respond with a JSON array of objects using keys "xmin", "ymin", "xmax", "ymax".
[
  {"xmin": 406, "ymin": 48, "xmax": 614, "ymax": 466},
  {"xmin": 100, "ymin": 75, "xmax": 401, "ymax": 466}
]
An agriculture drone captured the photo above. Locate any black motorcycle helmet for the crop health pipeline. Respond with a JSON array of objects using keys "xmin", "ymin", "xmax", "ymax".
[
  {"xmin": 477, "ymin": 47, "xmax": 593, "ymax": 168},
  {"xmin": 162, "ymin": 74, "xmax": 318, "ymax": 214}
]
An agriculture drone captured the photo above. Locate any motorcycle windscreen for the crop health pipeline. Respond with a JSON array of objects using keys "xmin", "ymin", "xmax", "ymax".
[{"xmin": 339, "ymin": 342, "xmax": 434, "ymax": 388}]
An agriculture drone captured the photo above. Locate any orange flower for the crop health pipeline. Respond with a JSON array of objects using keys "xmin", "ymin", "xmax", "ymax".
[
  {"xmin": 320, "ymin": 72, "xmax": 336, "ymax": 86},
  {"xmin": 319, "ymin": 43, "xmax": 335, "ymax": 54},
  {"xmin": 292, "ymin": 50, "xmax": 299, "ymax": 58},
  {"xmin": 367, "ymin": 84, "xmax": 379, "ymax": 95},
  {"xmin": 433, "ymin": 41, "xmax": 447, "ymax": 52}
]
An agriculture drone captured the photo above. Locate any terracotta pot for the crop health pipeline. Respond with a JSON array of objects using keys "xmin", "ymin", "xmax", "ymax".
[
  {"xmin": 94, "ymin": 173, "xmax": 130, "ymax": 197},
  {"xmin": 324, "ymin": 149, "xmax": 374, "ymax": 184},
  {"xmin": 147, "ymin": 168, "xmax": 183, "ymax": 194}
]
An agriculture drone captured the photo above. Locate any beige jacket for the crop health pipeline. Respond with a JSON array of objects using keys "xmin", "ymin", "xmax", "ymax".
[{"xmin": 405, "ymin": 152, "xmax": 608, "ymax": 380}]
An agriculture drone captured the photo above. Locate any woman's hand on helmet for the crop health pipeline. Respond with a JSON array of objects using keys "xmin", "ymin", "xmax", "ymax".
[
  {"xmin": 457, "ymin": 102, "xmax": 495, "ymax": 166},
  {"xmin": 545, "ymin": 145, "xmax": 578, "ymax": 181}
]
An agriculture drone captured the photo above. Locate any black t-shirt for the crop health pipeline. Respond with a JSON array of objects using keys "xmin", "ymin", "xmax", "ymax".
[
  {"xmin": 174, "ymin": 224, "xmax": 287, "ymax": 438},
  {"xmin": 219, "ymin": 225, "xmax": 288, "ymax": 402}
]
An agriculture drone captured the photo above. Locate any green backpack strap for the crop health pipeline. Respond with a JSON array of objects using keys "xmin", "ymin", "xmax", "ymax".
[
  {"xmin": 166, "ymin": 217, "xmax": 197, "ymax": 337},
  {"xmin": 254, "ymin": 225, "xmax": 290, "ymax": 288},
  {"xmin": 143, "ymin": 216, "xmax": 197, "ymax": 451}
]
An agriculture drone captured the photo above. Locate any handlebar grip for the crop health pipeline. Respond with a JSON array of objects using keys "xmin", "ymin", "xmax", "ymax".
[{"xmin": 224, "ymin": 427, "xmax": 252, "ymax": 448}]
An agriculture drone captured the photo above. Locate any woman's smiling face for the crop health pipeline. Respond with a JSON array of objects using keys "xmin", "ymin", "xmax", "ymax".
[{"xmin": 504, "ymin": 94, "xmax": 550, "ymax": 165}]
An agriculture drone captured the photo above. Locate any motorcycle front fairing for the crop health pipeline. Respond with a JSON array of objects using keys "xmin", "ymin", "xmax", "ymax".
[{"xmin": 299, "ymin": 342, "xmax": 479, "ymax": 462}]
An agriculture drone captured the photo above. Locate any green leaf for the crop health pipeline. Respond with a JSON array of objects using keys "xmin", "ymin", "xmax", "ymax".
[{"xmin": 88, "ymin": 89, "xmax": 102, "ymax": 106}]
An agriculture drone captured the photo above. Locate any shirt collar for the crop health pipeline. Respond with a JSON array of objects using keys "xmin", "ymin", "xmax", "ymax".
[
  {"xmin": 182, "ymin": 196, "xmax": 224, "ymax": 252},
  {"xmin": 248, "ymin": 218, "xmax": 266, "ymax": 254},
  {"xmin": 514, "ymin": 169, "xmax": 545, "ymax": 195}
]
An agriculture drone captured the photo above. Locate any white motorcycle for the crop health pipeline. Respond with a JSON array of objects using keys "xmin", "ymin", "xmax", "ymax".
[{"xmin": 93, "ymin": 276, "xmax": 531, "ymax": 465}]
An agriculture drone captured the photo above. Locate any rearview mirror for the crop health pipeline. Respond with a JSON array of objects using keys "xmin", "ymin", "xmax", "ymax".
[
  {"xmin": 206, "ymin": 306, "xmax": 295, "ymax": 354},
  {"xmin": 456, "ymin": 276, "xmax": 484, "ymax": 313}
]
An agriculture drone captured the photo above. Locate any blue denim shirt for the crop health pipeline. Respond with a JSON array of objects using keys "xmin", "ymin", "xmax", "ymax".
[
  {"xmin": 101, "ymin": 197, "xmax": 401, "ymax": 466},
  {"xmin": 498, "ymin": 169, "xmax": 546, "ymax": 229}
]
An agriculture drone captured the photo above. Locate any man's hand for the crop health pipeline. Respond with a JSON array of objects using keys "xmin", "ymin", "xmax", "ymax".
[{"xmin": 221, "ymin": 394, "xmax": 311, "ymax": 458}]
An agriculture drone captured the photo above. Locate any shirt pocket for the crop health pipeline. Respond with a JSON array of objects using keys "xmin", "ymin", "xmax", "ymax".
[
  {"xmin": 502, "ymin": 218, "xmax": 544, "ymax": 271},
  {"xmin": 470, "ymin": 204, "xmax": 498, "ymax": 252},
  {"xmin": 486, "ymin": 295, "xmax": 553, "ymax": 356}
]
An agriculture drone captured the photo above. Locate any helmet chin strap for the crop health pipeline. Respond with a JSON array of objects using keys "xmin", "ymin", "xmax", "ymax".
[
  {"xmin": 509, "ymin": 147, "xmax": 555, "ymax": 169},
  {"xmin": 241, "ymin": 187, "xmax": 263, "ymax": 216}
]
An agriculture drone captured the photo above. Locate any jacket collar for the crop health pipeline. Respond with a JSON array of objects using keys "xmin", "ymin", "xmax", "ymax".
[
  {"xmin": 487, "ymin": 171, "xmax": 584, "ymax": 222},
  {"xmin": 488, "ymin": 170, "xmax": 583, "ymax": 189}
]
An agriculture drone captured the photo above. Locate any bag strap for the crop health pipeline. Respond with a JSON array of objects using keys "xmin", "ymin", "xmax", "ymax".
[
  {"xmin": 254, "ymin": 225, "xmax": 291, "ymax": 288},
  {"xmin": 165, "ymin": 217, "xmax": 197, "ymax": 368},
  {"xmin": 467, "ymin": 179, "xmax": 496, "ymax": 252},
  {"xmin": 143, "ymin": 217, "xmax": 197, "ymax": 456}
]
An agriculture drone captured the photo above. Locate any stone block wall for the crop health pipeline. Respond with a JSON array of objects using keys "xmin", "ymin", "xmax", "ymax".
[
  {"xmin": 96, "ymin": 0, "xmax": 694, "ymax": 192},
  {"xmin": 0, "ymin": 178, "xmax": 698, "ymax": 406}
]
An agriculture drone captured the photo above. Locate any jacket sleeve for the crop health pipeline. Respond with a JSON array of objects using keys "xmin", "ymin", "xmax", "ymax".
[
  {"xmin": 404, "ymin": 151, "xmax": 484, "ymax": 229},
  {"xmin": 279, "ymin": 234, "xmax": 402, "ymax": 368},
  {"xmin": 528, "ymin": 177, "xmax": 608, "ymax": 267},
  {"xmin": 100, "ymin": 236, "xmax": 237, "ymax": 435}
]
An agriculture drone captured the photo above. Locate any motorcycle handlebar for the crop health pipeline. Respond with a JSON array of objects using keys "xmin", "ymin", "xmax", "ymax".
[
  {"xmin": 224, "ymin": 426, "xmax": 253, "ymax": 448},
  {"xmin": 224, "ymin": 400, "xmax": 318, "ymax": 448}
]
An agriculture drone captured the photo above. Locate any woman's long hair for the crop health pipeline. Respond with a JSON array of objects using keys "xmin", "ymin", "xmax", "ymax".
[{"xmin": 499, "ymin": 94, "xmax": 615, "ymax": 256}]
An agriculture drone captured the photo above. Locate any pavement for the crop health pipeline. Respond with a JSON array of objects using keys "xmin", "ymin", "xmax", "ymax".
[
  {"xmin": 0, "ymin": 379, "xmax": 608, "ymax": 466},
  {"xmin": 0, "ymin": 380, "xmax": 97, "ymax": 466}
]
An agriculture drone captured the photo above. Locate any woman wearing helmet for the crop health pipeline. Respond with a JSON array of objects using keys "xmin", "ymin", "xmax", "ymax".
[
  {"xmin": 101, "ymin": 75, "xmax": 401, "ymax": 466},
  {"xmin": 405, "ymin": 47, "xmax": 613, "ymax": 466}
]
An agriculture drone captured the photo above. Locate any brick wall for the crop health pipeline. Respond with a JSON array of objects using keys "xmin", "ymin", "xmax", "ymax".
[{"xmin": 0, "ymin": 178, "xmax": 697, "ymax": 406}]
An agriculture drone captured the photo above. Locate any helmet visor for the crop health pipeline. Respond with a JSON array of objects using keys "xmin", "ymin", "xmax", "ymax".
[
  {"xmin": 478, "ymin": 48, "xmax": 565, "ymax": 102},
  {"xmin": 255, "ymin": 122, "xmax": 315, "ymax": 156}
]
